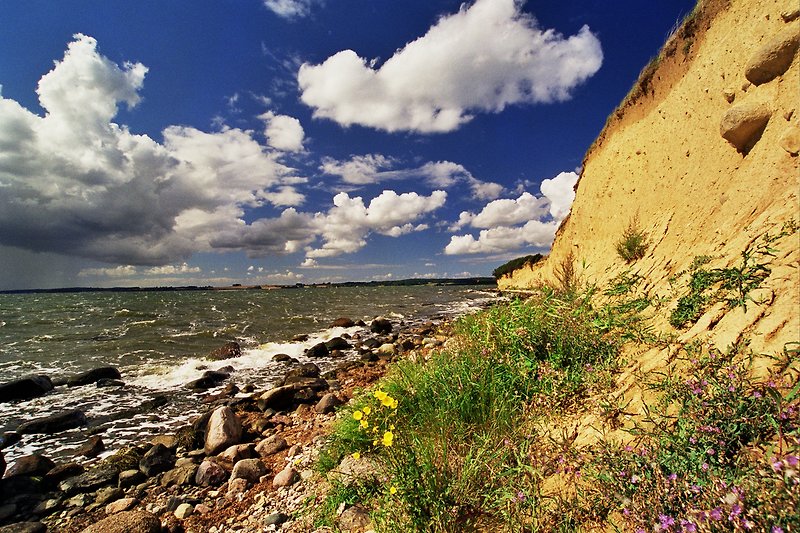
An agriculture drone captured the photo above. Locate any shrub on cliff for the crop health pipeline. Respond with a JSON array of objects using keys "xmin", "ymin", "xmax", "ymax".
[{"xmin": 492, "ymin": 254, "xmax": 544, "ymax": 280}]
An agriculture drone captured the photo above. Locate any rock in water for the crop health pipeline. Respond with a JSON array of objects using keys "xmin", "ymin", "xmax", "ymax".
[
  {"xmin": 745, "ymin": 26, "xmax": 800, "ymax": 85},
  {"xmin": 204, "ymin": 406, "xmax": 242, "ymax": 455},
  {"xmin": 720, "ymin": 100, "xmax": 772, "ymax": 153},
  {"xmin": 208, "ymin": 341, "xmax": 242, "ymax": 361},
  {"xmin": 330, "ymin": 317, "xmax": 355, "ymax": 327},
  {"xmin": 67, "ymin": 367, "xmax": 121, "ymax": 387},
  {"xmin": 305, "ymin": 342, "xmax": 329, "ymax": 358},
  {"xmin": 16, "ymin": 410, "xmax": 87, "ymax": 434},
  {"xmin": 370, "ymin": 318, "xmax": 392, "ymax": 334},
  {"xmin": 4, "ymin": 454, "xmax": 55, "ymax": 478},
  {"xmin": 80, "ymin": 510, "xmax": 161, "ymax": 533},
  {"xmin": 0, "ymin": 376, "xmax": 53, "ymax": 403},
  {"xmin": 325, "ymin": 337, "xmax": 351, "ymax": 351},
  {"xmin": 76, "ymin": 435, "xmax": 105, "ymax": 458},
  {"xmin": 139, "ymin": 443, "xmax": 174, "ymax": 477}
]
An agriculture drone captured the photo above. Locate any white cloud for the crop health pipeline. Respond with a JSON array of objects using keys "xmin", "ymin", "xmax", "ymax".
[
  {"xmin": 320, "ymin": 156, "xmax": 503, "ymax": 200},
  {"xmin": 445, "ymin": 220, "xmax": 558, "ymax": 255},
  {"xmin": 298, "ymin": 0, "xmax": 603, "ymax": 133},
  {"xmin": 471, "ymin": 192, "xmax": 550, "ymax": 228},
  {"xmin": 260, "ymin": 111, "xmax": 305, "ymax": 152},
  {"xmin": 145, "ymin": 263, "xmax": 201, "ymax": 275},
  {"xmin": 263, "ymin": 0, "xmax": 318, "ymax": 19},
  {"xmin": 78, "ymin": 265, "xmax": 137, "ymax": 278},
  {"xmin": 0, "ymin": 35, "xmax": 304, "ymax": 266},
  {"xmin": 540, "ymin": 171, "xmax": 578, "ymax": 219}
]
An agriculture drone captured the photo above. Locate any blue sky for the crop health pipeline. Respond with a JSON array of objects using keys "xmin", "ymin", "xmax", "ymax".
[{"xmin": 0, "ymin": 0, "xmax": 696, "ymax": 289}]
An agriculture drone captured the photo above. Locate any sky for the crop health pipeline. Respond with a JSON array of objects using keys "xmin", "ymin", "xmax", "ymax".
[{"xmin": 0, "ymin": 0, "xmax": 696, "ymax": 289}]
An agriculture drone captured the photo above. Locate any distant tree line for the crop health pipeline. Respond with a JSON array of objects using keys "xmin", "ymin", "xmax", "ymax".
[{"xmin": 492, "ymin": 254, "xmax": 544, "ymax": 280}]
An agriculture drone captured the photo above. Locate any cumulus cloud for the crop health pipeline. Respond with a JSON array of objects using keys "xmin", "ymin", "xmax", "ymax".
[
  {"xmin": 298, "ymin": 0, "xmax": 603, "ymax": 133},
  {"xmin": 320, "ymin": 155, "xmax": 502, "ymax": 200},
  {"xmin": 145, "ymin": 263, "xmax": 201, "ymax": 275},
  {"xmin": 263, "ymin": 0, "xmax": 318, "ymax": 19},
  {"xmin": 78, "ymin": 265, "xmax": 138, "ymax": 278},
  {"xmin": 0, "ymin": 34, "xmax": 303, "ymax": 266},
  {"xmin": 445, "ymin": 171, "xmax": 578, "ymax": 255},
  {"xmin": 260, "ymin": 111, "xmax": 305, "ymax": 152}
]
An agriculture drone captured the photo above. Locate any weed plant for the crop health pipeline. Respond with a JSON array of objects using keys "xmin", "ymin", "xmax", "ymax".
[{"xmin": 616, "ymin": 218, "xmax": 649, "ymax": 263}]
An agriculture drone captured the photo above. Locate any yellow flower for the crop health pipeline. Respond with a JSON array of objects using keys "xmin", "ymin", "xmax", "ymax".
[
  {"xmin": 352, "ymin": 452, "xmax": 360, "ymax": 460},
  {"xmin": 362, "ymin": 406, "xmax": 371, "ymax": 415},
  {"xmin": 380, "ymin": 395, "xmax": 393, "ymax": 407},
  {"xmin": 389, "ymin": 485, "xmax": 397, "ymax": 495},
  {"xmin": 374, "ymin": 390, "xmax": 388, "ymax": 402},
  {"xmin": 390, "ymin": 398, "xmax": 398, "ymax": 409},
  {"xmin": 373, "ymin": 439, "xmax": 378, "ymax": 446},
  {"xmin": 389, "ymin": 424, "xmax": 395, "ymax": 430},
  {"xmin": 352, "ymin": 410, "xmax": 363, "ymax": 421},
  {"xmin": 360, "ymin": 420, "xmax": 369, "ymax": 429},
  {"xmin": 382, "ymin": 431, "xmax": 394, "ymax": 447}
]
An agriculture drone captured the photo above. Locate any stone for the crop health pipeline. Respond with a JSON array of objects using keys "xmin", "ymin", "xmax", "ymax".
[
  {"xmin": 779, "ymin": 125, "xmax": 800, "ymax": 155},
  {"xmin": 204, "ymin": 406, "xmax": 243, "ymax": 455},
  {"xmin": 745, "ymin": 26, "xmax": 800, "ymax": 85},
  {"xmin": 272, "ymin": 466, "xmax": 298, "ymax": 488},
  {"xmin": 329, "ymin": 455, "xmax": 382, "ymax": 488},
  {"xmin": 226, "ymin": 477, "xmax": 249, "ymax": 497},
  {"xmin": 720, "ymin": 100, "xmax": 772, "ymax": 152},
  {"xmin": 76, "ymin": 435, "xmax": 105, "ymax": 458},
  {"xmin": 185, "ymin": 370, "xmax": 230, "ymax": 390},
  {"xmin": 782, "ymin": 9, "xmax": 800, "ymax": 22},
  {"xmin": 0, "ymin": 504, "xmax": 17, "ymax": 521},
  {"xmin": 45, "ymin": 461, "xmax": 83, "ymax": 482},
  {"xmin": 230, "ymin": 458, "xmax": 268, "ymax": 483},
  {"xmin": 217, "ymin": 443, "xmax": 256, "ymax": 463},
  {"xmin": 325, "ymin": 337, "xmax": 351, "ymax": 351},
  {"xmin": 118, "ymin": 469, "xmax": 145, "ymax": 488},
  {"xmin": 0, "ymin": 376, "xmax": 53, "ymax": 403},
  {"xmin": 174, "ymin": 502, "xmax": 193, "ymax": 519},
  {"xmin": 59, "ymin": 464, "xmax": 119, "ymax": 495},
  {"xmin": 160, "ymin": 463, "xmax": 197, "ymax": 487},
  {"xmin": 95, "ymin": 379, "xmax": 125, "ymax": 388},
  {"xmin": 106, "ymin": 497, "xmax": 138, "ymax": 514},
  {"xmin": 722, "ymin": 89, "xmax": 735, "ymax": 103},
  {"xmin": 305, "ymin": 342, "xmax": 329, "ymax": 358},
  {"xmin": 255, "ymin": 434, "xmax": 288, "ymax": 457},
  {"xmin": 264, "ymin": 512, "xmax": 289, "ymax": 526},
  {"xmin": 67, "ymin": 367, "xmax": 121, "ymax": 387},
  {"xmin": 150, "ymin": 434, "xmax": 178, "ymax": 449},
  {"xmin": 330, "ymin": 317, "xmax": 356, "ymax": 327},
  {"xmin": 370, "ymin": 318, "xmax": 392, "ymax": 334},
  {"xmin": 272, "ymin": 353, "xmax": 292, "ymax": 363},
  {"xmin": 17, "ymin": 410, "xmax": 87, "ymax": 434},
  {"xmin": 95, "ymin": 486, "xmax": 124, "ymax": 506},
  {"xmin": 195, "ymin": 460, "xmax": 228, "ymax": 487},
  {"xmin": 0, "ymin": 432, "xmax": 21, "ymax": 449},
  {"xmin": 0, "ymin": 523, "xmax": 46, "ymax": 533},
  {"xmin": 208, "ymin": 341, "xmax": 242, "ymax": 361},
  {"xmin": 80, "ymin": 510, "xmax": 161, "ymax": 533},
  {"xmin": 376, "ymin": 343, "xmax": 396, "ymax": 356},
  {"xmin": 339, "ymin": 504, "xmax": 372, "ymax": 532},
  {"xmin": 314, "ymin": 393, "xmax": 343, "ymax": 414},
  {"xmin": 138, "ymin": 443, "xmax": 174, "ymax": 477},
  {"xmin": 4, "ymin": 454, "xmax": 55, "ymax": 478},
  {"xmin": 283, "ymin": 362, "xmax": 321, "ymax": 383}
]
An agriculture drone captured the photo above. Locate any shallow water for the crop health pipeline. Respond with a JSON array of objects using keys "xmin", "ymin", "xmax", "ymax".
[{"xmin": 0, "ymin": 284, "xmax": 496, "ymax": 463}]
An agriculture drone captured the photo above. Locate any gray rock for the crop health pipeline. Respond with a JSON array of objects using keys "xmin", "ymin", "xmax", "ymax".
[
  {"xmin": 173, "ymin": 502, "xmax": 193, "ymax": 519},
  {"xmin": 314, "ymin": 393, "xmax": 343, "ymax": 414},
  {"xmin": 282, "ymin": 363, "xmax": 321, "ymax": 383},
  {"xmin": 329, "ymin": 455, "xmax": 383, "ymax": 488},
  {"xmin": 272, "ymin": 353, "xmax": 292, "ymax": 363},
  {"xmin": 95, "ymin": 486, "xmax": 124, "ymax": 506},
  {"xmin": 0, "ymin": 376, "xmax": 53, "ymax": 403},
  {"xmin": 745, "ymin": 26, "xmax": 800, "ymax": 85},
  {"xmin": 217, "ymin": 443, "xmax": 256, "ymax": 463},
  {"xmin": 138, "ymin": 443, "xmax": 174, "ymax": 477},
  {"xmin": 16, "ymin": 410, "xmax": 87, "ymax": 434},
  {"xmin": 325, "ymin": 337, "xmax": 351, "ymax": 351},
  {"xmin": 118, "ymin": 469, "xmax": 144, "ymax": 488},
  {"xmin": 338, "ymin": 504, "xmax": 372, "ymax": 532},
  {"xmin": 67, "ymin": 367, "xmax": 121, "ymax": 387},
  {"xmin": 4, "ymin": 454, "xmax": 55, "ymax": 478},
  {"xmin": 160, "ymin": 463, "xmax": 198, "ymax": 487},
  {"xmin": 272, "ymin": 466, "xmax": 298, "ymax": 488},
  {"xmin": 76, "ymin": 435, "xmax": 105, "ymax": 458},
  {"xmin": 226, "ymin": 477, "xmax": 249, "ymax": 497},
  {"xmin": 185, "ymin": 370, "xmax": 230, "ymax": 390},
  {"xmin": 720, "ymin": 100, "xmax": 772, "ymax": 152},
  {"xmin": 59, "ymin": 465, "xmax": 119, "ymax": 495},
  {"xmin": 255, "ymin": 435, "xmax": 287, "ymax": 457},
  {"xmin": 230, "ymin": 458, "xmax": 267, "ymax": 483},
  {"xmin": 195, "ymin": 460, "xmax": 228, "ymax": 487},
  {"xmin": 80, "ymin": 510, "xmax": 160, "ymax": 533},
  {"xmin": 264, "ymin": 512, "xmax": 289, "ymax": 526},
  {"xmin": 105, "ymin": 497, "xmax": 138, "ymax": 514},
  {"xmin": 305, "ymin": 342, "xmax": 329, "ymax": 358},
  {"xmin": 0, "ymin": 523, "xmax": 46, "ymax": 533},
  {"xmin": 204, "ymin": 406, "xmax": 242, "ymax": 455}
]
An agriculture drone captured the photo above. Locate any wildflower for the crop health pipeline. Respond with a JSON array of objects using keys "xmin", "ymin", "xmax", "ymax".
[
  {"xmin": 630, "ymin": 474, "xmax": 640, "ymax": 484},
  {"xmin": 659, "ymin": 514, "xmax": 675, "ymax": 529},
  {"xmin": 770, "ymin": 458, "xmax": 783, "ymax": 472},
  {"xmin": 352, "ymin": 410, "xmax": 363, "ymax": 421},
  {"xmin": 622, "ymin": 508, "xmax": 630, "ymax": 517},
  {"xmin": 516, "ymin": 490, "xmax": 526, "ymax": 501},
  {"xmin": 706, "ymin": 448, "xmax": 715, "ymax": 456},
  {"xmin": 728, "ymin": 504, "xmax": 742, "ymax": 521},
  {"xmin": 752, "ymin": 391, "xmax": 762, "ymax": 398},
  {"xmin": 352, "ymin": 452, "xmax": 360, "ymax": 460},
  {"xmin": 786, "ymin": 455, "xmax": 799, "ymax": 467},
  {"xmin": 709, "ymin": 508, "xmax": 722, "ymax": 521},
  {"xmin": 389, "ymin": 485, "xmax": 397, "ymax": 495},
  {"xmin": 771, "ymin": 527, "xmax": 784, "ymax": 533},
  {"xmin": 360, "ymin": 420, "xmax": 369, "ymax": 429},
  {"xmin": 668, "ymin": 473, "xmax": 677, "ymax": 482},
  {"xmin": 680, "ymin": 519, "xmax": 697, "ymax": 532},
  {"xmin": 702, "ymin": 463, "xmax": 709, "ymax": 472},
  {"xmin": 362, "ymin": 406, "xmax": 371, "ymax": 415},
  {"xmin": 382, "ymin": 431, "xmax": 394, "ymax": 447}
]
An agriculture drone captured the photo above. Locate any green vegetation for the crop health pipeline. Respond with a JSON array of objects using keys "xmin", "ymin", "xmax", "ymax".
[
  {"xmin": 616, "ymin": 217, "xmax": 649, "ymax": 263},
  {"xmin": 492, "ymin": 254, "xmax": 544, "ymax": 280},
  {"xmin": 312, "ymin": 230, "xmax": 798, "ymax": 532}
]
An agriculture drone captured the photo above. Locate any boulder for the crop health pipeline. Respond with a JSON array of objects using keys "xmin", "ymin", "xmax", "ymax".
[
  {"xmin": 195, "ymin": 460, "xmax": 227, "ymax": 487},
  {"xmin": 204, "ymin": 406, "xmax": 242, "ymax": 455},
  {"xmin": 16, "ymin": 410, "xmax": 87, "ymax": 434},
  {"xmin": 780, "ymin": 125, "xmax": 800, "ymax": 155},
  {"xmin": 255, "ymin": 435, "xmax": 287, "ymax": 457},
  {"xmin": 208, "ymin": 341, "xmax": 242, "ymax": 361},
  {"xmin": 0, "ymin": 432, "xmax": 21, "ymax": 449},
  {"xmin": 138, "ymin": 443, "xmax": 174, "ymax": 477},
  {"xmin": 67, "ymin": 367, "xmax": 121, "ymax": 387},
  {"xmin": 272, "ymin": 353, "xmax": 292, "ymax": 363},
  {"xmin": 0, "ymin": 376, "xmax": 53, "ymax": 403},
  {"xmin": 95, "ymin": 486, "xmax": 124, "ymax": 506},
  {"xmin": 4, "ymin": 454, "xmax": 55, "ymax": 478},
  {"xmin": 185, "ymin": 370, "xmax": 230, "ymax": 390},
  {"xmin": 160, "ymin": 462, "xmax": 197, "ymax": 487},
  {"xmin": 330, "ymin": 317, "xmax": 355, "ymax": 327},
  {"xmin": 283, "ymin": 362, "xmax": 321, "ymax": 382},
  {"xmin": 314, "ymin": 393, "xmax": 343, "ymax": 414},
  {"xmin": 720, "ymin": 101, "xmax": 772, "ymax": 152},
  {"xmin": 264, "ymin": 512, "xmax": 290, "ymax": 526},
  {"xmin": 105, "ymin": 497, "xmax": 138, "ymax": 514},
  {"xmin": 217, "ymin": 443, "xmax": 256, "ymax": 463},
  {"xmin": 0, "ymin": 523, "xmax": 47, "ymax": 533},
  {"xmin": 226, "ymin": 477, "xmax": 249, "ymax": 497},
  {"xmin": 272, "ymin": 466, "xmax": 298, "ymax": 488},
  {"xmin": 117, "ymin": 469, "xmax": 144, "ymax": 488},
  {"xmin": 76, "ymin": 435, "xmax": 105, "ymax": 458},
  {"xmin": 201, "ymin": 382, "xmax": 240, "ymax": 403},
  {"xmin": 174, "ymin": 502, "xmax": 193, "ymax": 519},
  {"xmin": 45, "ymin": 462, "xmax": 84, "ymax": 483},
  {"xmin": 329, "ymin": 454, "xmax": 383, "ymax": 487},
  {"xmin": 325, "ymin": 337, "xmax": 351, "ymax": 351},
  {"xmin": 376, "ymin": 343, "xmax": 396, "ymax": 356},
  {"xmin": 230, "ymin": 458, "xmax": 268, "ymax": 483},
  {"xmin": 80, "ymin": 510, "xmax": 160, "ymax": 533},
  {"xmin": 305, "ymin": 342, "xmax": 329, "ymax": 358},
  {"xmin": 59, "ymin": 464, "xmax": 119, "ymax": 495},
  {"xmin": 745, "ymin": 26, "xmax": 800, "ymax": 85},
  {"xmin": 370, "ymin": 318, "xmax": 392, "ymax": 334},
  {"xmin": 339, "ymin": 504, "xmax": 372, "ymax": 532}
]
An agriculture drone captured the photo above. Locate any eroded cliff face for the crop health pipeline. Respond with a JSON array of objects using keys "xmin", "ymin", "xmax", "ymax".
[{"xmin": 501, "ymin": 0, "xmax": 799, "ymax": 360}]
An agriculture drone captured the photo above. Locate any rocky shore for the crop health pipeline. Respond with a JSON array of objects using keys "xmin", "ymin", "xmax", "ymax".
[{"xmin": 0, "ymin": 314, "xmax": 457, "ymax": 533}]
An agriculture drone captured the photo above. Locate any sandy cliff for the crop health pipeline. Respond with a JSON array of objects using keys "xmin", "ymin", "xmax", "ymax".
[{"xmin": 501, "ymin": 0, "xmax": 799, "ymax": 361}]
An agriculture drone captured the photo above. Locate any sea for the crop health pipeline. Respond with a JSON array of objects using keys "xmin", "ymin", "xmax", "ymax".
[{"xmin": 0, "ymin": 284, "xmax": 497, "ymax": 464}]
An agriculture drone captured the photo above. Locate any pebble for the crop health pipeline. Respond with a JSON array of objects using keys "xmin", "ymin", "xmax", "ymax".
[{"xmin": 174, "ymin": 503, "xmax": 194, "ymax": 519}]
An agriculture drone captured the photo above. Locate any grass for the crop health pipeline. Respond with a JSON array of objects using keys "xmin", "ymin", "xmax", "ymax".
[
  {"xmin": 616, "ymin": 217, "xmax": 649, "ymax": 263},
  {"xmin": 311, "ymin": 230, "xmax": 798, "ymax": 532}
]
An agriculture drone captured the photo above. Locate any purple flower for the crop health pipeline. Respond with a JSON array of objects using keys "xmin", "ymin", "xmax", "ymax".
[
  {"xmin": 516, "ymin": 490, "xmax": 526, "ymax": 501},
  {"xmin": 709, "ymin": 508, "xmax": 723, "ymax": 521},
  {"xmin": 659, "ymin": 514, "xmax": 675, "ymax": 529},
  {"xmin": 706, "ymin": 448, "xmax": 715, "ymax": 456},
  {"xmin": 771, "ymin": 527, "xmax": 784, "ymax": 533},
  {"xmin": 623, "ymin": 508, "xmax": 630, "ymax": 517},
  {"xmin": 630, "ymin": 474, "xmax": 640, "ymax": 484},
  {"xmin": 702, "ymin": 462, "xmax": 709, "ymax": 472},
  {"xmin": 668, "ymin": 473, "xmax": 677, "ymax": 482},
  {"xmin": 728, "ymin": 504, "xmax": 742, "ymax": 520},
  {"xmin": 786, "ymin": 455, "xmax": 799, "ymax": 467},
  {"xmin": 680, "ymin": 519, "xmax": 697, "ymax": 532},
  {"xmin": 752, "ymin": 391, "xmax": 762, "ymax": 398}
]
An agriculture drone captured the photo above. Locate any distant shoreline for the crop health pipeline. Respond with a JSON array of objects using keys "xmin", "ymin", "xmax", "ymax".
[{"xmin": 0, "ymin": 277, "xmax": 496, "ymax": 295}]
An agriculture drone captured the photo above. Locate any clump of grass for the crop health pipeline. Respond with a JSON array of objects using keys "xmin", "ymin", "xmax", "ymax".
[{"xmin": 616, "ymin": 217, "xmax": 649, "ymax": 263}]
